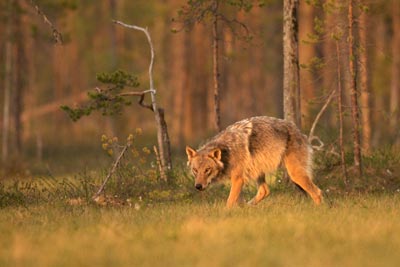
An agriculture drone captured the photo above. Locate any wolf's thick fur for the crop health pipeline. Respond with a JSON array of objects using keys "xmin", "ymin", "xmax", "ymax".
[{"xmin": 186, "ymin": 116, "xmax": 323, "ymax": 208}]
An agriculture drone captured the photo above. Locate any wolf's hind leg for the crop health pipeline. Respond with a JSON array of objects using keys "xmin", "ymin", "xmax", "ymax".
[
  {"xmin": 284, "ymin": 150, "xmax": 323, "ymax": 205},
  {"xmin": 248, "ymin": 174, "xmax": 270, "ymax": 205}
]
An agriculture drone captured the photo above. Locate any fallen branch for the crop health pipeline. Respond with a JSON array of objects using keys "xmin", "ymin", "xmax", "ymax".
[{"xmin": 93, "ymin": 143, "xmax": 130, "ymax": 199}]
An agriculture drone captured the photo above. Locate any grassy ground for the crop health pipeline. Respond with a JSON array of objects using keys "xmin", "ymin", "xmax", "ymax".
[
  {"xmin": 1, "ymin": 193, "xmax": 400, "ymax": 267},
  {"xmin": 1, "ymin": 146, "xmax": 399, "ymax": 266}
]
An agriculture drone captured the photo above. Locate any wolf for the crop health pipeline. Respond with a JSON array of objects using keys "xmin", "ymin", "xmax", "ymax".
[{"xmin": 186, "ymin": 116, "xmax": 323, "ymax": 208}]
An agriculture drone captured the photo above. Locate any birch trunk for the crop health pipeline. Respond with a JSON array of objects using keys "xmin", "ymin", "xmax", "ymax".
[{"xmin": 283, "ymin": 0, "xmax": 301, "ymax": 127}]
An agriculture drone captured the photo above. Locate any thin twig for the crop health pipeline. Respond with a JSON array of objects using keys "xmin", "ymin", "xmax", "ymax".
[{"xmin": 28, "ymin": 0, "xmax": 63, "ymax": 44}]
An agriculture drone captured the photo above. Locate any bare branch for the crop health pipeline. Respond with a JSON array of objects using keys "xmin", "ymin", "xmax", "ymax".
[
  {"xmin": 308, "ymin": 88, "xmax": 336, "ymax": 143},
  {"xmin": 137, "ymin": 94, "xmax": 153, "ymax": 111},
  {"xmin": 219, "ymin": 15, "xmax": 250, "ymax": 38},
  {"xmin": 28, "ymin": 0, "xmax": 63, "ymax": 44},
  {"xmin": 113, "ymin": 20, "xmax": 155, "ymax": 93}
]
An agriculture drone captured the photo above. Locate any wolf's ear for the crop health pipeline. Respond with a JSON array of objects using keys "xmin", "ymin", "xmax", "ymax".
[
  {"xmin": 186, "ymin": 146, "xmax": 197, "ymax": 160},
  {"xmin": 208, "ymin": 148, "xmax": 222, "ymax": 161}
]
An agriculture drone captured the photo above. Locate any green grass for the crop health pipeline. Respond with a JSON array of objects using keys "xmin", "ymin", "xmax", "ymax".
[{"xmin": 1, "ymin": 194, "xmax": 400, "ymax": 267}]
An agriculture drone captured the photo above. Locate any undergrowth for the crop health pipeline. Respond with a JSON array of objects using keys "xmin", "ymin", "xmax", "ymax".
[
  {"xmin": 314, "ymin": 147, "xmax": 400, "ymax": 194},
  {"xmin": 1, "ymin": 144, "xmax": 399, "ymax": 208}
]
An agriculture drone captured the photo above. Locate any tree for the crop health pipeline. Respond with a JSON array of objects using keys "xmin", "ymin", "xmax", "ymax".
[
  {"xmin": 13, "ymin": 0, "xmax": 27, "ymax": 156},
  {"xmin": 359, "ymin": 2, "xmax": 371, "ymax": 153},
  {"xmin": 298, "ymin": 0, "xmax": 316, "ymax": 129},
  {"xmin": 61, "ymin": 23, "xmax": 173, "ymax": 181},
  {"xmin": 2, "ymin": 0, "xmax": 13, "ymax": 164},
  {"xmin": 348, "ymin": 0, "xmax": 362, "ymax": 177},
  {"xmin": 212, "ymin": 0, "xmax": 222, "ymax": 131},
  {"xmin": 335, "ymin": 30, "xmax": 348, "ymax": 182},
  {"xmin": 176, "ymin": 0, "xmax": 254, "ymax": 132},
  {"xmin": 283, "ymin": 0, "xmax": 301, "ymax": 127},
  {"xmin": 390, "ymin": 0, "xmax": 400, "ymax": 137}
]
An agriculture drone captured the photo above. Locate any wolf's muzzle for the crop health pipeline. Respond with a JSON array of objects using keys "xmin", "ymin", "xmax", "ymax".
[{"xmin": 195, "ymin": 184, "xmax": 204, "ymax": 191}]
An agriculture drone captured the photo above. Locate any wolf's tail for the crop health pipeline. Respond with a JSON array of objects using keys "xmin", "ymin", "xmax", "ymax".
[{"xmin": 283, "ymin": 125, "xmax": 322, "ymax": 204}]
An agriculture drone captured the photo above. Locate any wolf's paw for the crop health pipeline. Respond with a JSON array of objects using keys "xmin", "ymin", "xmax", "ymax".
[{"xmin": 247, "ymin": 199, "xmax": 257, "ymax": 205}]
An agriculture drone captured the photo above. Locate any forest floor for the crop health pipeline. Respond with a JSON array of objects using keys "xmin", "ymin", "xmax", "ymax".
[{"xmin": 1, "ymin": 191, "xmax": 400, "ymax": 267}]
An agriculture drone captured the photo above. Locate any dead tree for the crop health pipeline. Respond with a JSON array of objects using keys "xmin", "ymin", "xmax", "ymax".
[
  {"xmin": 113, "ymin": 21, "xmax": 172, "ymax": 180},
  {"xmin": 62, "ymin": 24, "xmax": 172, "ymax": 181}
]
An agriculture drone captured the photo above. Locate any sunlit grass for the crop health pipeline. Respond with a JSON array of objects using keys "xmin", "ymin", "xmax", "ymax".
[{"xmin": 1, "ymin": 194, "xmax": 399, "ymax": 267}]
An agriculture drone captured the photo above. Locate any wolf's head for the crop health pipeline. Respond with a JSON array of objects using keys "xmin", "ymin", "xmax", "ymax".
[{"xmin": 186, "ymin": 146, "xmax": 224, "ymax": 191}]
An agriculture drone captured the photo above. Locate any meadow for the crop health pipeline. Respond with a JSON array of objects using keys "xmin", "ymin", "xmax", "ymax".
[
  {"xmin": 1, "ymin": 146, "xmax": 400, "ymax": 267},
  {"xmin": 1, "ymin": 192, "xmax": 400, "ymax": 267}
]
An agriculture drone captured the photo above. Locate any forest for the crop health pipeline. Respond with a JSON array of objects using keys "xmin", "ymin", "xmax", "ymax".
[
  {"xmin": 1, "ymin": 0, "xmax": 400, "ymax": 266},
  {"xmin": 0, "ymin": 0, "xmax": 399, "ymax": 172}
]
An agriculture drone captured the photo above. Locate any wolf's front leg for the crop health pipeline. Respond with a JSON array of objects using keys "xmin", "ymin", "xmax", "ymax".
[
  {"xmin": 248, "ymin": 174, "xmax": 270, "ymax": 205},
  {"xmin": 226, "ymin": 176, "xmax": 244, "ymax": 208},
  {"xmin": 248, "ymin": 183, "xmax": 270, "ymax": 205}
]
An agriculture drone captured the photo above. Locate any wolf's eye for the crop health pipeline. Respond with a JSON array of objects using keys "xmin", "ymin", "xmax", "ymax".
[
  {"xmin": 205, "ymin": 168, "xmax": 211, "ymax": 175},
  {"xmin": 192, "ymin": 168, "xmax": 198, "ymax": 175}
]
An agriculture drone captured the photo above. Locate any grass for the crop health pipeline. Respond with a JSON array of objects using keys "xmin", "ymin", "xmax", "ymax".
[
  {"xmin": 1, "ymin": 146, "xmax": 399, "ymax": 267},
  {"xmin": 1, "ymin": 193, "xmax": 400, "ymax": 267}
]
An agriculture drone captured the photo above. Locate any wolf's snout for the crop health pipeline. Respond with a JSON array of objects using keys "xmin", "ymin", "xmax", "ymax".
[{"xmin": 195, "ymin": 184, "xmax": 203, "ymax": 191}]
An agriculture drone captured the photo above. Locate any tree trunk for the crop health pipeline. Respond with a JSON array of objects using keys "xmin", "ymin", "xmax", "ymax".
[
  {"xmin": 283, "ymin": 0, "xmax": 301, "ymax": 127},
  {"xmin": 348, "ymin": 0, "xmax": 362, "ymax": 177},
  {"xmin": 390, "ymin": 0, "xmax": 400, "ymax": 137},
  {"xmin": 298, "ymin": 0, "xmax": 315, "ymax": 129},
  {"xmin": 359, "ymin": 3, "xmax": 371, "ymax": 154},
  {"xmin": 107, "ymin": 0, "xmax": 118, "ymax": 137},
  {"xmin": 336, "ymin": 40, "xmax": 348, "ymax": 182},
  {"xmin": 322, "ymin": 8, "xmax": 336, "ymax": 129},
  {"xmin": 212, "ymin": 0, "xmax": 221, "ymax": 132},
  {"xmin": 13, "ymin": 0, "xmax": 26, "ymax": 156},
  {"xmin": 2, "ymin": 0, "xmax": 14, "ymax": 163}
]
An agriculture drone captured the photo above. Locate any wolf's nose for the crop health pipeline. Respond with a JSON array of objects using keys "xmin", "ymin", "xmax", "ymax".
[{"xmin": 195, "ymin": 184, "xmax": 203, "ymax": 190}]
